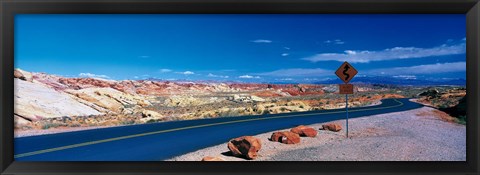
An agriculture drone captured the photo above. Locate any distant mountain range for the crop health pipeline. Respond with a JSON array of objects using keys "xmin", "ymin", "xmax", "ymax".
[{"xmin": 314, "ymin": 76, "xmax": 466, "ymax": 86}]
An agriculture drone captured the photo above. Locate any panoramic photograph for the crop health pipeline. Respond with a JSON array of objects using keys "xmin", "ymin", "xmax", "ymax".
[{"xmin": 14, "ymin": 14, "xmax": 466, "ymax": 161}]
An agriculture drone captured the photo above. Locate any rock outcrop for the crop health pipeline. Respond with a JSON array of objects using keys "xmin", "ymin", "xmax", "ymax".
[
  {"xmin": 65, "ymin": 87, "xmax": 152, "ymax": 113},
  {"xmin": 14, "ymin": 69, "xmax": 33, "ymax": 82},
  {"xmin": 290, "ymin": 125, "xmax": 317, "ymax": 137},
  {"xmin": 270, "ymin": 131, "xmax": 301, "ymax": 144},
  {"xmin": 14, "ymin": 114, "xmax": 31, "ymax": 128},
  {"xmin": 164, "ymin": 95, "xmax": 212, "ymax": 107},
  {"xmin": 418, "ymin": 89, "xmax": 440, "ymax": 98},
  {"xmin": 14, "ymin": 79, "xmax": 102, "ymax": 121},
  {"xmin": 416, "ymin": 88, "xmax": 466, "ymax": 120},
  {"xmin": 140, "ymin": 110, "xmax": 165, "ymax": 122},
  {"xmin": 227, "ymin": 136, "xmax": 262, "ymax": 159}
]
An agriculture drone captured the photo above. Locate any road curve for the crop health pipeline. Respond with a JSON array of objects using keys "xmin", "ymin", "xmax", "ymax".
[{"xmin": 14, "ymin": 98, "xmax": 423, "ymax": 161}]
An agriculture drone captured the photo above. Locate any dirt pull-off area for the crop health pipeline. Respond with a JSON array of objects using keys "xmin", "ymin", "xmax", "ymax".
[{"xmin": 168, "ymin": 106, "xmax": 466, "ymax": 161}]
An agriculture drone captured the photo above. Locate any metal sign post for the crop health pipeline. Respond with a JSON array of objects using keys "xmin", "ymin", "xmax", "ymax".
[
  {"xmin": 346, "ymin": 94, "xmax": 348, "ymax": 138},
  {"xmin": 335, "ymin": 61, "xmax": 357, "ymax": 138}
]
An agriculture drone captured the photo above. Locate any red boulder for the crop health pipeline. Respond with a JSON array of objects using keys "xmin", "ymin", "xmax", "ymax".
[
  {"xmin": 227, "ymin": 136, "xmax": 262, "ymax": 159},
  {"xmin": 320, "ymin": 123, "xmax": 342, "ymax": 132},
  {"xmin": 290, "ymin": 125, "xmax": 318, "ymax": 137},
  {"xmin": 270, "ymin": 131, "xmax": 301, "ymax": 144}
]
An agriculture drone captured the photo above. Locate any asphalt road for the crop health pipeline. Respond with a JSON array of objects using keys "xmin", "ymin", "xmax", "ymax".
[{"xmin": 14, "ymin": 98, "xmax": 423, "ymax": 161}]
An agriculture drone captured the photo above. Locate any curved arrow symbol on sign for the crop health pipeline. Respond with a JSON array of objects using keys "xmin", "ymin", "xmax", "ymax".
[{"xmin": 343, "ymin": 64, "xmax": 350, "ymax": 81}]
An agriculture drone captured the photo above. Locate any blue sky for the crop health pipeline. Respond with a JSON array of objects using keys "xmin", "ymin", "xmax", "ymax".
[{"xmin": 15, "ymin": 14, "xmax": 466, "ymax": 83}]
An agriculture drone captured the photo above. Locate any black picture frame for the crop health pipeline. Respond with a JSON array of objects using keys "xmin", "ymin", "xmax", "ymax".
[{"xmin": 1, "ymin": 0, "xmax": 479, "ymax": 174}]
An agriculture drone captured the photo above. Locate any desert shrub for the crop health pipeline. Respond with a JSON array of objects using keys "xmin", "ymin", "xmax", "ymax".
[
  {"xmin": 146, "ymin": 119, "xmax": 159, "ymax": 124},
  {"xmin": 41, "ymin": 122, "xmax": 61, "ymax": 130},
  {"xmin": 120, "ymin": 120, "xmax": 135, "ymax": 125},
  {"xmin": 16, "ymin": 125, "xmax": 33, "ymax": 130},
  {"xmin": 217, "ymin": 109, "xmax": 242, "ymax": 117},
  {"xmin": 263, "ymin": 110, "xmax": 270, "ymax": 115},
  {"xmin": 69, "ymin": 123, "xmax": 81, "ymax": 127},
  {"xmin": 87, "ymin": 123, "xmax": 98, "ymax": 127},
  {"xmin": 280, "ymin": 107, "xmax": 287, "ymax": 112},
  {"xmin": 299, "ymin": 105, "xmax": 304, "ymax": 109},
  {"xmin": 257, "ymin": 109, "xmax": 263, "ymax": 114},
  {"xmin": 457, "ymin": 115, "xmax": 466, "ymax": 125},
  {"xmin": 203, "ymin": 113, "xmax": 213, "ymax": 118},
  {"xmin": 438, "ymin": 104, "xmax": 451, "ymax": 109}
]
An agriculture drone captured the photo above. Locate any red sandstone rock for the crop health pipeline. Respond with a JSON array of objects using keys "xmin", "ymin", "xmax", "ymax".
[
  {"xmin": 290, "ymin": 125, "xmax": 317, "ymax": 137},
  {"xmin": 270, "ymin": 131, "xmax": 301, "ymax": 144},
  {"xmin": 227, "ymin": 136, "xmax": 262, "ymax": 159},
  {"xmin": 320, "ymin": 123, "xmax": 342, "ymax": 132},
  {"xmin": 59, "ymin": 78, "xmax": 112, "ymax": 89}
]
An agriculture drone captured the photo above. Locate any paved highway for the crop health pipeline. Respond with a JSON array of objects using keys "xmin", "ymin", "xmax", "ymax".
[{"xmin": 14, "ymin": 98, "xmax": 423, "ymax": 161}]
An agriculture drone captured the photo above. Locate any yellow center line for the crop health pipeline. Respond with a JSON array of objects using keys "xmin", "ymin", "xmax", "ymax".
[{"xmin": 15, "ymin": 99, "xmax": 404, "ymax": 158}]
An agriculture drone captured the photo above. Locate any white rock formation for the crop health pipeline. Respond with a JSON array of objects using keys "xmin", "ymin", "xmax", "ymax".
[{"xmin": 14, "ymin": 79, "xmax": 102, "ymax": 121}]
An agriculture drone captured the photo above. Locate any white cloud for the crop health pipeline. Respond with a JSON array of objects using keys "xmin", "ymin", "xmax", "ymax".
[
  {"xmin": 281, "ymin": 53, "xmax": 289, "ymax": 57},
  {"xmin": 304, "ymin": 78, "xmax": 319, "ymax": 81},
  {"xmin": 392, "ymin": 75, "xmax": 417, "ymax": 80},
  {"xmin": 239, "ymin": 75, "xmax": 261, "ymax": 79},
  {"xmin": 251, "ymin": 39, "xmax": 272, "ymax": 43},
  {"xmin": 139, "ymin": 56, "xmax": 150, "ymax": 58},
  {"xmin": 79, "ymin": 73, "xmax": 110, "ymax": 79},
  {"xmin": 258, "ymin": 68, "xmax": 332, "ymax": 77},
  {"xmin": 159, "ymin": 69, "xmax": 172, "ymax": 73},
  {"xmin": 324, "ymin": 39, "xmax": 345, "ymax": 45},
  {"xmin": 176, "ymin": 71, "xmax": 195, "ymax": 75},
  {"xmin": 207, "ymin": 73, "xmax": 229, "ymax": 78},
  {"xmin": 303, "ymin": 42, "xmax": 466, "ymax": 63},
  {"xmin": 284, "ymin": 47, "xmax": 291, "ymax": 50},
  {"xmin": 134, "ymin": 76, "xmax": 139, "ymax": 79},
  {"xmin": 277, "ymin": 78, "xmax": 293, "ymax": 81},
  {"xmin": 334, "ymin": 39, "xmax": 345, "ymax": 44},
  {"xmin": 368, "ymin": 62, "xmax": 465, "ymax": 75}
]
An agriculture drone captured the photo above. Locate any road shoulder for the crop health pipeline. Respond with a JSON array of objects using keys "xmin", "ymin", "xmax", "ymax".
[{"xmin": 167, "ymin": 106, "xmax": 466, "ymax": 161}]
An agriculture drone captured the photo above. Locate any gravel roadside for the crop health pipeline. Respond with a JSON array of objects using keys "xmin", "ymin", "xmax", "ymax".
[{"xmin": 167, "ymin": 106, "xmax": 466, "ymax": 161}]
